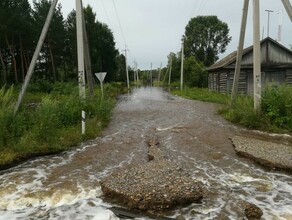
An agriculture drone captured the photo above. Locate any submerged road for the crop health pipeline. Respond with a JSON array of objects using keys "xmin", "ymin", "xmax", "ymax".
[{"xmin": 0, "ymin": 87, "xmax": 291, "ymax": 220}]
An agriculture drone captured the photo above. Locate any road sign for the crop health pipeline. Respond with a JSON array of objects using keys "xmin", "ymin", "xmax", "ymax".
[
  {"xmin": 95, "ymin": 72, "xmax": 107, "ymax": 100},
  {"xmin": 95, "ymin": 72, "xmax": 107, "ymax": 83}
]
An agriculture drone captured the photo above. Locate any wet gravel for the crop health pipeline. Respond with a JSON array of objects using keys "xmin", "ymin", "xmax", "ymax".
[
  {"xmin": 101, "ymin": 135, "xmax": 204, "ymax": 212},
  {"xmin": 231, "ymin": 136, "xmax": 292, "ymax": 171},
  {"xmin": 101, "ymin": 159, "xmax": 204, "ymax": 211}
]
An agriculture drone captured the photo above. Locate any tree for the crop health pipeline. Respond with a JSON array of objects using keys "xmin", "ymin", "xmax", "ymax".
[
  {"xmin": 184, "ymin": 56, "xmax": 208, "ymax": 88},
  {"xmin": 115, "ymin": 54, "xmax": 126, "ymax": 82},
  {"xmin": 66, "ymin": 6, "xmax": 118, "ymax": 82},
  {"xmin": 0, "ymin": 0, "xmax": 33, "ymax": 84},
  {"xmin": 184, "ymin": 16, "xmax": 231, "ymax": 67},
  {"xmin": 32, "ymin": 0, "xmax": 66, "ymax": 81},
  {"xmin": 167, "ymin": 52, "xmax": 181, "ymax": 81}
]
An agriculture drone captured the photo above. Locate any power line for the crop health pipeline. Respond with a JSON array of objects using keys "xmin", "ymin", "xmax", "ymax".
[
  {"xmin": 198, "ymin": 0, "xmax": 208, "ymax": 14},
  {"xmin": 100, "ymin": 0, "xmax": 114, "ymax": 28},
  {"xmin": 111, "ymin": 0, "xmax": 137, "ymax": 68},
  {"xmin": 111, "ymin": 0, "xmax": 127, "ymax": 46}
]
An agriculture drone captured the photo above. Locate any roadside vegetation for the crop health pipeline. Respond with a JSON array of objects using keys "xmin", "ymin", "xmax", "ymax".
[
  {"xmin": 171, "ymin": 85, "xmax": 292, "ymax": 133},
  {"xmin": 0, "ymin": 82, "xmax": 126, "ymax": 169}
]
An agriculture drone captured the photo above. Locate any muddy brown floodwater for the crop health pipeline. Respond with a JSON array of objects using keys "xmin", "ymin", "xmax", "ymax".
[{"xmin": 0, "ymin": 87, "xmax": 291, "ymax": 220}]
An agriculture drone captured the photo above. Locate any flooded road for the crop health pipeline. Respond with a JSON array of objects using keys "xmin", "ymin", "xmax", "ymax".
[{"xmin": 0, "ymin": 87, "xmax": 291, "ymax": 220}]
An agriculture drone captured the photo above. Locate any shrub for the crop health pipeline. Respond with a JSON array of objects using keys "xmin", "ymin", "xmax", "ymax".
[
  {"xmin": 262, "ymin": 85, "xmax": 292, "ymax": 130},
  {"xmin": 0, "ymin": 82, "xmax": 119, "ymax": 167},
  {"xmin": 219, "ymin": 96, "xmax": 270, "ymax": 129}
]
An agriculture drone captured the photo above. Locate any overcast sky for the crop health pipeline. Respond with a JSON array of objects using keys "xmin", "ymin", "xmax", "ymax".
[{"xmin": 29, "ymin": 0, "xmax": 292, "ymax": 70}]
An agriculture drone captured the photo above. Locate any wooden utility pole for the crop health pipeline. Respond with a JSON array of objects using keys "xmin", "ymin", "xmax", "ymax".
[
  {"xmin": 231, "ymin": 0, "xmax": 249, "ymax": 104},
  {"xmin": 253, "ymin": 0, "xmax": 261, "ymax": 110},
  {"xmin": 82, "ymin": 0, "xmax": 94, "ymax": 97},
  {"xmin": 180, "ymin": 36, "xmax": 184, "ymax": 91},
  {"xmin": 76, "ymin": 0, "xmax": 86, "ymax": 100},
  {"xmin": 124, "ymin": 46, "xmax": 130, "ymax": 90},
  {"xmin": 14, "ymin": 0, "xmax": 58, "ymax": 114}
]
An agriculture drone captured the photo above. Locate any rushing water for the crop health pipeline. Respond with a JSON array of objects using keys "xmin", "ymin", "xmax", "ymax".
[{"xmin": 0, "ymin": 87, "xmax": 291, "ymax": 220}]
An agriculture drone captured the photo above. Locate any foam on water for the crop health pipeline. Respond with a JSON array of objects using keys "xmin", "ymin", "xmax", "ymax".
[{"xmin": 1, "ymin": 87, "xmax": 291, "ymax": 220}]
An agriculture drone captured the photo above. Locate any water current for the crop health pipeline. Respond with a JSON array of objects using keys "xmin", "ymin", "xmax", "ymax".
[{"xmin": 0, "ymin": 87, "xmax": 291, "ymax": 220}]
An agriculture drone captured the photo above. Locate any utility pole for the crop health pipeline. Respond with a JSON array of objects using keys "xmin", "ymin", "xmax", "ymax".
[
  {"xmin": 158, "ymin": 62, "xmax": 162, "ymax": 82},
  {"xmin": 150, "ymin": 63, "xmax": 153, "ymax": 86},
  {"xmin": 133, "ymin": 61, "xmax": 136, "ymax": 85},
  {"xmin": 231, "ymin": 0, "xmax": 249, "ymax": 104},
  {"xmin": 281, "ymin": 0, "xmax": 292, "ymax": 22},
  {"xmin": 265, "ymin": 9, "xmax": 273, "ymax": 38},
  {"xmin": 168, "ymin": 57, "xmax": 172, "ymax": 86},
  {"xmin": 277, "ymin": 10, "xmax": 283, "ymax": 43},
  {"xmin": 253, "ymin": 0, "xmax": 261, "ymax": 110},
  {"xmin": 180, "ymin": 36, "xmax": 184, "ymax": 91},
  {"xmin": 124, "ymin": 46, "xmax": 130, "ymax": 90},
  {"xmin": 14, "ymin": 0, "xmax": 58, "ymax": 114},
  {"xmin": 82, "ymin": 0, "xmax": 94, "ymax": 97},
  {"xmin": 76, "ymin": 0, "xmax": 86, "ymax": 100},
  {"xmin": 135, "ymin": 61, "xmax": 139, "ymax": 82}
]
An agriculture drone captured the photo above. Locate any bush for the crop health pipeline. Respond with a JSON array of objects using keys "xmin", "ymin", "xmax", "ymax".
[
  {"xmin": 28, "ymin": 79, "xmax": 54, "ymax": 93},
  {"xmin": 219, "ymin": 96, "xmax": 270, "ymax": 129},
  {"xmin": 261, "ymin": 85, "xmax": 292, "ymax": 130}
]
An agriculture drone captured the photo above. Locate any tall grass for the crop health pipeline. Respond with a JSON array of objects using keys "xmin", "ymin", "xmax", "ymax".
[
  {"xmin": 220, "ymin": 85, "xmax": 292, "ymax": 132},
  {"xmin": 172, "ymin": 86, "xmax": 229, "ymax": 104},
  {"xmin": 0, "ymin": 83, "xmax": 120, "ymax": 168},
  {"xmin": 219, "ymin": 95, "xmax": 270, "ymax": 129},
  {"xmin": 172, "ymin": 85, "xmax": 292, "ymax": 133},
  {"xmin": 261, "ymin": 85, "xmax": 292, "ymax": 130}
]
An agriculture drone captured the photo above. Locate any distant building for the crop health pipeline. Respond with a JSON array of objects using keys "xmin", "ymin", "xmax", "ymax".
[{"xmin": 207, "ymin": 37, "xmax": 292, "ymax": 95}]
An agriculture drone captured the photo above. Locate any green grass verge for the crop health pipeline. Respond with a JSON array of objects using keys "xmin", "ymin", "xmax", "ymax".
[
  {"xmin": 0, "ymin": 82, "xmax": 124, "ymax": 168},
  {"xmin": 171, "ymin": 87, "xmax": 229, "ymax": 104},
  {"xmin": 171, "ymin": 85, "xmax": 292, "ymax": 133}
]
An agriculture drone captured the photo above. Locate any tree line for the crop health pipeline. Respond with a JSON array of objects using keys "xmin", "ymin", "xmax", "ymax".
[
  {"xmin": 0, "ymin": 0, "xmax": 128, "ymax": 86},
  {"xmin": 165, "ymin": 16, "xmax": 231, "ymax": 88}
]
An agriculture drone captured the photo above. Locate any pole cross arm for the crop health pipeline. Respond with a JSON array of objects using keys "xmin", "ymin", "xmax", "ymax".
[{"xmin": 281, "ymin": 0, "xmax": 292, "ymax": 22}]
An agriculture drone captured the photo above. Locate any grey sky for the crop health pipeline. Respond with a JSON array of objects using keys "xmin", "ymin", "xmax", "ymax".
[{"xmin": 29, "ymin": 0, "xmax": 292, "ymax": 70}]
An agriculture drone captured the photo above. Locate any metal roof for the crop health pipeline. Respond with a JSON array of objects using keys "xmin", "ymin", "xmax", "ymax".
[{"xmin": 207, "ymin": 37, "xmax": 292, "ymax": 71}]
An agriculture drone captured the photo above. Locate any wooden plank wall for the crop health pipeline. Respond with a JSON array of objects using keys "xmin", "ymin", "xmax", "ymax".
[
  {"xmin": 286, "ymin": 70, "xmax": 292, "ymax": 84},
  {"xmin": 208, "ymin": 71, "xmax": 249, "ymax": 94},
  {"xmin": 219, "ymin": 72, "xmax": 227, "ymax": 93}
]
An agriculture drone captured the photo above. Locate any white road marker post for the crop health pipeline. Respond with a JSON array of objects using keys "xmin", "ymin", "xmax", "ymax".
[
  {"xmin": 95, "ymin": 72, "xmax": 107, "ymax": 100},
  {"xmin": 82, "ymin": 110, "xmax": 86, "ymax": 135}
]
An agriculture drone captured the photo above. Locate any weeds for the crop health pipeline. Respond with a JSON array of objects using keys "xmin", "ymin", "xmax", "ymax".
[
  {"xmin": 173, "ymin": 85, "xmax": 292, "ymax": 133},
  {"xmin": 0, "ymin": 82, "xmax": 121, "ymax": 167},
  {"xmin": 172, "ymin": 86, "xmax": 229, "ymax": 104}
]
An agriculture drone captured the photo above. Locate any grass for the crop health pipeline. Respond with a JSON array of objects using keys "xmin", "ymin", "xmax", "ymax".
[
  {"xmin": 0, "ymin": 82, "xmax": 124, "ymax": 169},
  {"xmin": 171, "ymin": 86, "xmax": 229, "ymax": 104},
  {"xmin": 171, "ymin": 85, "xmax": 292, "ymax": 133}
]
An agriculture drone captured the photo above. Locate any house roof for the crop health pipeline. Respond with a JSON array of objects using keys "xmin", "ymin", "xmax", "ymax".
[{"xmin": 208, "ymin": 37, "xmax": 292, "ymax": 71}]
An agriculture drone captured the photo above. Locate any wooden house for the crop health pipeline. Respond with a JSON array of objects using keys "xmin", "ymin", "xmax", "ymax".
[{"xmin": 208, "ymin": 37, "xmax": 292, "ymax": 95}]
